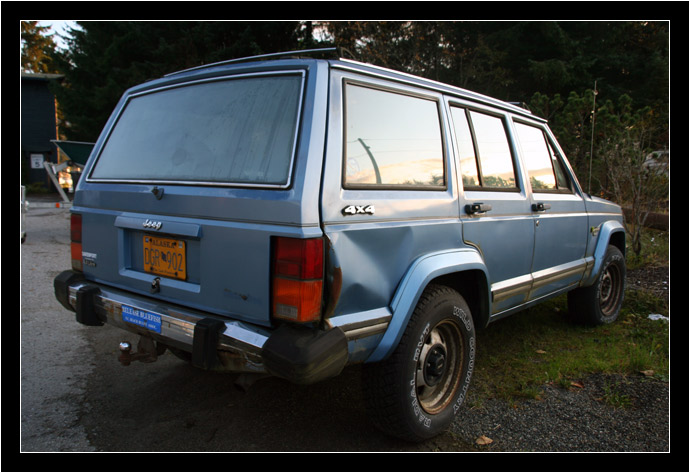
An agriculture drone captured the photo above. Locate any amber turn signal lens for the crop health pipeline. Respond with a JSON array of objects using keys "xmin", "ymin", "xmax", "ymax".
[{"xmin": 272, "ymin": 278, "xmax": 323, "ymax": 322}]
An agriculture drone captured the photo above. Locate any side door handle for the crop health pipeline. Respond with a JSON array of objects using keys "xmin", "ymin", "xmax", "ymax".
[
  {"xmin": 532, "ymin": 202, "xmax": 551, "ymax": 212},
  {"xmin": 466, "ymin": 202, "xmax": 492, "ymax": 215}
]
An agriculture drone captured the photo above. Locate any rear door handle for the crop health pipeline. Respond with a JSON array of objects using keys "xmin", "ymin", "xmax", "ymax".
[
  {"xmin": 532, "ymin": 202, "xmax": 551, "ymax": 212},
  {"xmin": 466, "ymin": 202, "xmax": 492, "ymax": 215}
]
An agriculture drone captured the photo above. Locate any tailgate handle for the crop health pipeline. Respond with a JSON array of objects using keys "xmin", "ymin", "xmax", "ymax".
[
  {"xmin": 150, "ymin": 277, "xmax": 161, "ymax": 294},
  {"xmin": 151, "ymin": 186, "xmax": 164, "ymax": 200}
]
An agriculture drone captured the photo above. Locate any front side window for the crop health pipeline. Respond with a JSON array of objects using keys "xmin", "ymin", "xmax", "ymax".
[
  {"xmin": 548, "ymin": 140, "xmax": 571, "ymax": 190},
  {"xmin": 90, "ymin": 74, "xmax": 303, "ymax": 186},
  {"xmin": 344, "ymin": 84, "xmax": 444, "ymax": 188},
  {"xmin": 514, "ymin": 122, "xmax": 571, "ymax": 192}
]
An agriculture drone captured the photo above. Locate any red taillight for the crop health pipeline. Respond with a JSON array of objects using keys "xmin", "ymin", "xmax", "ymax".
[
  {"xmin": 272, "ymin": 237, "xmax": 324, "ymax": 323},
  {"xmin": 70, "ymin": 213, "xmax": 83, "ymax": 272},
  {"xmin": 274, "ymin": 238, "xmax": 323, "ymax": 280}
]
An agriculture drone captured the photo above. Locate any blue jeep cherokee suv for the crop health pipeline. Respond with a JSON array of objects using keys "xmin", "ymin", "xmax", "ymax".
[{"xmin": 54, "ymin": 49, "xmax": 626, "ymax": 441}]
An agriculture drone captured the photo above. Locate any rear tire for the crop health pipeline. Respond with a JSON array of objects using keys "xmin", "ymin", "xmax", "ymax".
[
  {"xmin": 568, "ymin": 245, "xmax": 626, "ymax": 325},
  {"xmin": 363, "ymin": 285, "xmax": 475, "ymax": 442}
]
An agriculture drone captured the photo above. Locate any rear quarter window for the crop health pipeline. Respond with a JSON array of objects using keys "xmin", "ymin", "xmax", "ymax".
[
  {"xmin": 343, "ymin": 83, "xmax": 445, "ymax": 189},
  {"xmin": 89, "ymin": 73, "xmax": 303, "ymax": 187}
]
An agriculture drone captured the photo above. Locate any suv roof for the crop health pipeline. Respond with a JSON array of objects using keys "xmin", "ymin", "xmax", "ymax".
[{"xmin": 162, "ymin": 48, "xmax": 540, "ymax": 122}]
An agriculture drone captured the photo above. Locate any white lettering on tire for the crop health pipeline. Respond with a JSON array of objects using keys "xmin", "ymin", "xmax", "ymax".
[
  {"xmin": 409, "ymin": 378, "xmax": 432, "ymax": 427},
  {"xmin": 451, "ymin": 305, "xmax": 474, "ymax": 414},
  {"xmin": 408, "ymin": 303, "xmax": 475, "ymax": 429},
  {"xmin": 413, "ymin": 323, "xmax": 430, "ymax": 362}
]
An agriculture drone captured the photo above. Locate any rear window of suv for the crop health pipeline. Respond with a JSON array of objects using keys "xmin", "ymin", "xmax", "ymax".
[{"xmin": 89, "ymin": 73, "xmax": 303, "ymax": 187}]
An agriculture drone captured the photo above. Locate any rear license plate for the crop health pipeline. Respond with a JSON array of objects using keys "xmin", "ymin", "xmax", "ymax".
[
  {"xmin": 143, "ymin": 235, "xmax": 186, "ymax": 280},
  {"xmin": 122, "ymin": 305, "xmax": 162, "ymax": 333}
]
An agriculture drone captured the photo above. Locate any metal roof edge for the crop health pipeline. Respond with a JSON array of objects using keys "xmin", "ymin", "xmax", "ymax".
[
  {"xmin": 164, "ymin": 47, "xmax": 338, "ymax": 78},
  {"xmin": 331, "ymin": 58, "xmax": 541, "ymax": 121}
]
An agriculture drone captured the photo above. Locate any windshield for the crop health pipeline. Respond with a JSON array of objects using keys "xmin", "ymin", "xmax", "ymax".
[{"xmin": 90, "ymin": 73, "xmax": 303, "ymax": 187}]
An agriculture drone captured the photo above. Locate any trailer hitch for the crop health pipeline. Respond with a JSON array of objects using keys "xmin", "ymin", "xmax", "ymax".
[{"xmin": 118, "ymin": 336, "xmax": 167, "ymax": 366}]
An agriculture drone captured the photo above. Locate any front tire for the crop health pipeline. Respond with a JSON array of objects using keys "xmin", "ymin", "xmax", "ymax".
[
  {"xmin": 363, "ymin": 285, "xmax": 475, "ymax": 442},
  {"xmin": 568, "ymin": 245, "xmax": 626, "ymax": 325}
]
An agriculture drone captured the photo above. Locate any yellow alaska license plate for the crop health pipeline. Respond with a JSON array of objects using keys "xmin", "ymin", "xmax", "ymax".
[{"xmin": 143, "ymin": 235, "xmax": 186, "ymax": 280}]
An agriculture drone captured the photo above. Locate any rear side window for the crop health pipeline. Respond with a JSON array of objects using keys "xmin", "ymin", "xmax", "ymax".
[
  {"xmin": 514, "ymin": 122, "xmax": 571, "ymax": 192},
  {"xmin": 344, "ymin": 84, "xmax": 445, "ymax": 188},
  {"xmin": 450, "ymin": 106, "xmax": 518, "ymax": 190},
  {"xmin": 90, "ymin": 74, "xmax": 303, "ymax": 187},
  {"xmin": 449, "ymin": 107, "xmax": 479, "ymax": 187}
]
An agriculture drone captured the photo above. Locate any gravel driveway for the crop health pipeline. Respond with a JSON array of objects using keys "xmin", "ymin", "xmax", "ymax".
[{"xmin": 449, "ymin": 373, "xmax": 669, "ymax": 452}]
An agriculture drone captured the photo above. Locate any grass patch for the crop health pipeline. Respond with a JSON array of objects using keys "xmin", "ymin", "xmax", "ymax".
[
  {"xmin": 625, "ymin": 227, "xmax": 669, "ymax": 270},
  {"xmin": 469, "ymin": 227, "xmax": 669, "ymax": 401},
  {"xmin": 470, "ymin": 294, "xmax": 669, "ymax": 401},
  {"xmin": 623, "ymin": 287, "xmax": 668, "ymax": 318}
]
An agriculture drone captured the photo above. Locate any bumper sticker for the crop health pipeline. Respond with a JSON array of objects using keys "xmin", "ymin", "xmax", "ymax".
[{"xmin": 122, "ymin": 305, "xmax": 162, "ymax": 333}]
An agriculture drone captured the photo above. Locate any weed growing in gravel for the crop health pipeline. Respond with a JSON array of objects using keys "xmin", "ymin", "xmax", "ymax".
[{"xmin": 602, "ymin": 382, "xmax": 633, "ymax": 409}]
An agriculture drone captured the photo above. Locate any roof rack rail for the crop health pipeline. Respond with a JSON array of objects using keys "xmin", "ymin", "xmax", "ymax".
[
  {"xmin": 165, "ymin": 47, "xmax": 339, "ymax": 77},
  {"xmin": 508, "ymin": 101, "xmax": 531, "ymax": 112}
]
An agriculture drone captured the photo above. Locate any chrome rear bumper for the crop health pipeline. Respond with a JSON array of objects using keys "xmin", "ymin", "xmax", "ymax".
[
  {"xmin": 54, "ymin": 271, "xmax": 348, "ymax": 382},
  {"xmin": 73, "ymin": 283, "xmax": 268, "ymax": 353}
]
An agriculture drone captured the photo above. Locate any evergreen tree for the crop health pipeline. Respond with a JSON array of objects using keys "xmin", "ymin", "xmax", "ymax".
[
  {"xmin": 21, "ymin": 21, "xmax": 59, "ymax": 73},
  {"xmin": 51, "ymin": 21, "xmax": 308, "ymax": 141},
  {"xmin": 321, "ymin": 20, "xmax": 668, "ymax": 113}
]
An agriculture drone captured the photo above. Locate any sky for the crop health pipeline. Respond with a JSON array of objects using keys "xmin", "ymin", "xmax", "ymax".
[{"xmin": 36, "ymin": 20, "xmax": 79, "ymax": 50}]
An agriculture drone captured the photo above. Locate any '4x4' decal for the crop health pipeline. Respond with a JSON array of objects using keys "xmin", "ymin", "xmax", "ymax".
[{"xmin": 342, "ymin": 205, "xmax": 375, "ymax": 216}]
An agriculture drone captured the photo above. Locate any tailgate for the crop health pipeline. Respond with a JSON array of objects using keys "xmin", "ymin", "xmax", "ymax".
[
  {"xmin": 74, "ymin": 186, "xmax": 316, "ymax": 327},
  {"xmin": 72, "ymin": 66, "xmax": 326, "ymax": 328}
]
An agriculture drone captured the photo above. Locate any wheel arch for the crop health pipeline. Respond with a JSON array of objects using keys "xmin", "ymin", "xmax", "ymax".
[
  {"xmin": 431, "ymin": 270, "xmax": 490, "ymax": 331},
  {"xmin": 366, "ymin": 249, "xmax": 490, "ymax": 363},
  {"xmin": 583, "ymin": 220, "xmax": 626, "ymax": 287},
  {"xmin": 609, "ymin": 227, "xmax": 626, "ymax": 256}
]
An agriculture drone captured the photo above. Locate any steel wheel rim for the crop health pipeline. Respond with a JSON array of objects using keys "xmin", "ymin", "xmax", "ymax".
[
  {"xmin": 599, "ymin": 263, "xmax": 622, "ymax": 316},
  {"xmin": 415, "ymin": 319, "xmax": 463, "ymax": 415}
]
